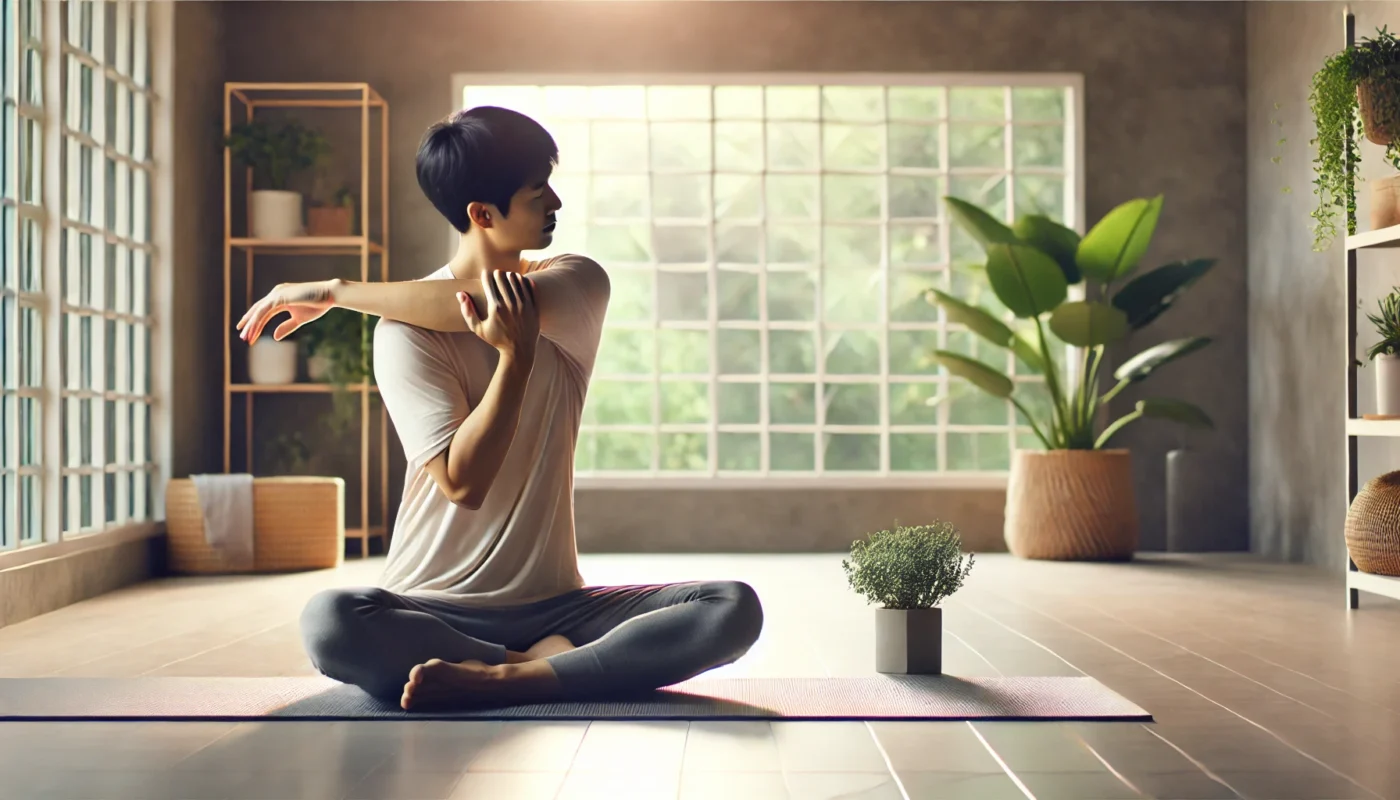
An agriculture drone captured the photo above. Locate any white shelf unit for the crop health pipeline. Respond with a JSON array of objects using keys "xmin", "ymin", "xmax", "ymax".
[{"xmin": 1343, "ymin": 11, "xmax": 1400, "ymax": 607}]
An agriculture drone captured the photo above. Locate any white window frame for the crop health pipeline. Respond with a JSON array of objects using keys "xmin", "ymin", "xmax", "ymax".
[
  {"xmin": 451, "ymin": 72, "xmax": 1086, "ymax": 490},
  {"xmin": 0, "ymin": 0, "xmax": 170, "ymax": 569}
]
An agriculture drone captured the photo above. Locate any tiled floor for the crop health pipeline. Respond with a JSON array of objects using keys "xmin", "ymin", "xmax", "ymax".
[{"xmin": 2, "ymin": 552, "xmax": 1399, "ymax": 799}]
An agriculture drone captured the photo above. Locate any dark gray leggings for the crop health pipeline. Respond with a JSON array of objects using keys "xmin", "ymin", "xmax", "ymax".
[{"xmin": 299, "ymin": 580, "xmax": 764, "ymax": 701}]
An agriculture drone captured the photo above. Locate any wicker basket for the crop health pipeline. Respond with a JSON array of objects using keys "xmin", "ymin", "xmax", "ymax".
[
  {"xmin": 164, "ymin": 476, "xmax": 345, "ymax": 574},
  {"xmin": 1345, "ymin": 471, "xmax": 1400, "ymax": 577}
]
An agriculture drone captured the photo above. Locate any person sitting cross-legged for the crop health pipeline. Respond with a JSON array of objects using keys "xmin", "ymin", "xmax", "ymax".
[{"xmin": 236, "ymin": 106, "xmax": 763, "ymax": 711}]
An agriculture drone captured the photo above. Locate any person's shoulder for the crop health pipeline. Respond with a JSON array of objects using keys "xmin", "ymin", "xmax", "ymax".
[
  {"xmin": 529, "ymin": 253, "xmax": 609, "ymax": 294},
  {"xmin": 527, "ymin": 253, "xmax": 605, "ymax": 275}
]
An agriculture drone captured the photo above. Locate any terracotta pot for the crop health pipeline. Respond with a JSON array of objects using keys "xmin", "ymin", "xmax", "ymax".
[
  {"xmin": 307, "ymin": 206, "xmax": 353, "ymax": 237},
  {"xmin": 1358, "ymin": 79, "xmax": 1400, "ymax": 146},
  {"xmin": 1345, "ymin": 471, "xmax": 1400, "ymax": 577},
  {"xmin": 1372, "ymin": 176, "xmax": 1400, "ymax": 231},
  {"xmin": 1004, "ymin": 449, "xmax": 1139, "ymax": 560}
]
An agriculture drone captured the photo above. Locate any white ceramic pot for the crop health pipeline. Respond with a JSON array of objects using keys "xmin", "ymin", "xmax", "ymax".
[
  {"xmin": 248, "ymin": 339, "xmax": 297, "ymax": 385},
  {"xmin": 307, "ymin": 353, "xmax": 331, "ymax": 382},
  {"xmin": 874, "ymin": 607, "xmax": 942, "ymax": 675},
  {"xmin": 1377, "ymin": 354, "xmax": 1400, "ymax": 415},
  {"xmin": 250, "ymin": 190, "xmax": 304, "ymax": 239}
]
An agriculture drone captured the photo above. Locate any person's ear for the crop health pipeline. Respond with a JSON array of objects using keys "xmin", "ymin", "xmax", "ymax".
[{"xmin": 467, "ymin": 202, "xmax": 494, "ymax": 229}]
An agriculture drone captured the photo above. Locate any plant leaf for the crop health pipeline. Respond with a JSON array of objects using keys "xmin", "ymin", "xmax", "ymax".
[
  {"xmin": 1137, "ymin": 397, "xmax": 1214, "ymax": 429},
  {"xmin": 1047, "ymin": 301, "xmax": 1131, "ymax": 347},
  {"xmin": 985, "ymin": 242, "xmax": 1069, "ymax": 318},
  {"xmin": 927, "ymin": 289, "xmax": 1042, "ymax": 370},
  {"xmin": 1013, "ymin": 215, "xmax": 1082, "ymax": 284},
  {"xmin": 1113, "ymin": 336, "xmax": 1212, "ymax": 383},
  {"xmin": 1010, "ymin": 331, "xmax": 1045, "ymax": 374},
  {"xmin": 931, "ymin": 351, "xmax": 1014, "ymax": 398},
  {"xmin": 945, "ymin": 196, "xmax": 1018, "ymax": 250},
  {"xmin": 1076, "ymin": 196, "xmax": 1164, "ymax": 283},
  {"xmin": 1111, "ymin": 259, "xmax": 1215, "ymax": 329}
]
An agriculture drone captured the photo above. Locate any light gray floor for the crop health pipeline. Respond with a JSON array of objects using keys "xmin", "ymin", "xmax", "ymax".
[{"xmin": 2, "ymin": 552, "xmax": 1399, "ymax": 799}]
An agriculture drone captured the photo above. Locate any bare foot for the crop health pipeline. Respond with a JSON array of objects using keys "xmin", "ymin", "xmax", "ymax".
[
  {"xmin": 400, "ymin": 658, "xmax": 563, "ymax": 711},
  {"xmin": 524, "ymin": 634, "xmax": 576, "ymax": 660}
]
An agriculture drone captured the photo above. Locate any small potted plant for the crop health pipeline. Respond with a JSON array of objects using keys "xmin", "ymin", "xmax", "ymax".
[
  {"xmin": 842, "ymin": 521, "xmax": 975, "ymax": 675},
  {"xmin": 299, "ymin": 308, "xmax": 373, "ymax": 435},
  {"xmin": 308, "ymin": 185, "xmax": 357, "ymax": 238},
  {"xmin": 1309, "ymin": 25, "xmax": 1400, "ymax": 251},
  {"xmin": 225, "ymin": 119, "xmax": 330, "ymax": 240},
  {"xmin": 1366, "ymin": 290, "xmax": 1400, "ymax": 415}
]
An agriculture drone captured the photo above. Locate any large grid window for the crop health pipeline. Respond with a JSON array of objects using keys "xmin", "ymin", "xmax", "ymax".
[
  {"xmin": 59, "ymin": 0, "xmax": 154, "ymax": 535},
  {"xmin": 2, "ymin": 0, "xmax": 45, "ymax": 548},
  {"xmin": 458, "ymin": 77, "xmax": 1079, "ymax": 478},
  {"xmin": 1, "ymin": 0, "xmax": 157, "ymax": 552}
]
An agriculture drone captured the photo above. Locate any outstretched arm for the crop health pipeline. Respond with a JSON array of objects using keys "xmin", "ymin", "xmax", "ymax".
[{"xmin": 236, "ymin": 256, "xmax": 608, "ymax": 345}]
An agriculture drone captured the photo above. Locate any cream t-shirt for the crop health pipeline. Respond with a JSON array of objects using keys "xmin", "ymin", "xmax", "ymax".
[{"xmin": 372, "ymin": 254, "xmax": 609, "ymax": 606}]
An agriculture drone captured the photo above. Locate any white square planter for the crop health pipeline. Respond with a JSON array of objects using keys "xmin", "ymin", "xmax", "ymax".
[{"xmin": 875, "ymin": 607, "xmax": 943, "ymax": 675}]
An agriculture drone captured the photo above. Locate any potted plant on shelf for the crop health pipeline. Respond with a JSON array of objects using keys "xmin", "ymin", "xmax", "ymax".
[
  {"xmin": 1309, "ymin": 25, "xmax": 1400, "ymax": 251},
  {"xmin": 299, "ymin": 308, "xmax": 373, "ymax": 436},
  {"xmin": 843, "ymin": 521, "xmax": 974, "ymax": 675},
  {"xmin": 248, "ymin": 329, "xmax": 298, "ymax": 385},
  {"xmin": 307, "ymin": 186, "xmax": 357, "ymax": 238},
  {"xmin": 225, "ymin": 119, "xmax": 331, "ymax": 240},
  {"xmin": 928, "ymin": 195, "xmax": 1216, "ymax": 561},
  {"xmin": 1365, "ymin": 289, "xmax": 1400, "ymax": 415}
]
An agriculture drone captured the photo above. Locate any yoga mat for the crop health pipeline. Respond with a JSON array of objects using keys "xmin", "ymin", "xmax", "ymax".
[{"xmin": 0, "ymin": 676, "xmax": 1150, "ymax": 722}]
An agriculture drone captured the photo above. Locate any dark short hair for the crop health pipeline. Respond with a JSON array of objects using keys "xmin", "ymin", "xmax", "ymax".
[{"xmin": 415, "ymin": 106, "xmax": 558, "ymax": 233}]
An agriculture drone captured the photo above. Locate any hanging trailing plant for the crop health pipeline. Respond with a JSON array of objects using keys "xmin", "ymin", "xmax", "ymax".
[{"xmin": 1309, "ymin": 25, "xmax": 1400, "ymax": 251}]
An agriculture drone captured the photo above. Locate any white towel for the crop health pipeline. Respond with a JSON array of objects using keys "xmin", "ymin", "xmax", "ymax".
[{"xmin": 190, "ymin": 473, "xmax": 255, "ymax": 569}]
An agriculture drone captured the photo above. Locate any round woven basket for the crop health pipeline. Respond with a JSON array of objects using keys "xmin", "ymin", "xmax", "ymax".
[{"xmin": 1345, "ymin": 471, "xmax": 1400, "ymax": 577}]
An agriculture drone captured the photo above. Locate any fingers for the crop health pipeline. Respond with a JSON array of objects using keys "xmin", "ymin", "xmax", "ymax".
[
  {"xmin": 507, "ymin": 272, "xmax": 527, "ymax": 313},
  {"xmin": 273, "ymin": 319, "xmax": 300, "ymax": 341},
  {"xmin": 522, "ymin": 275, "xmax": 537, "ymax": 308},
  {"xmin": 497, "ymin": 270, "xmax": 522, "ymax": 314},
  {"xmin": 457, "ymin": 291, "xmax": 479, "ymax": 331},
  {"xmin": 487, "ymin": 270, "xmax": 506, "ymax": 311}
]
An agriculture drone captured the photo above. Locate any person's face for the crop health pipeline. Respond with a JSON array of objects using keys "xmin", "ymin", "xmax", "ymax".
[{"xmin": 473, "ymin": 168, "xmax": 563, "ymax": 253}]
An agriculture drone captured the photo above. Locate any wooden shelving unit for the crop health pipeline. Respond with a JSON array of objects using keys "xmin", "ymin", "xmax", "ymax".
[
  {"xmin": 222, "ymin": 82, "xmax": 391, "ymax": 557},
  {"xmin": 1342, "ymin": 10, "xmax": 1400, "ymax": 607}
]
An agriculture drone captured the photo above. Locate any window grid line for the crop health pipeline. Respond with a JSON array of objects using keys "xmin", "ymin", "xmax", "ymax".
[
  {"xmin": 706, "ymin": 85, "xmax": 719, "ymax": 474},
  {"xmin": 936, "ymin": 86, "xmax": 951, "ymax": 471},
  {"xmin": 878, "ymin": 84, "xmax": 892, "ymax": 475}
]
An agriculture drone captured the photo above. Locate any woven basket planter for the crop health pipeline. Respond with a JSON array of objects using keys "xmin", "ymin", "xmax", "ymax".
[
  {"xmin": 1358, "ymin": 78, "xmax": 1400, "ymax": 146},
  {"xmin": 1345, "ymin": 471, "xmax": 1400, "ymax": 577},
  {"xmin": 1004, "ymin": 449, "xmax": 1139, "ymax": 561},
  {"xmin": 164, "ymin": 476, "xmax": 345, "ymax": 574}
]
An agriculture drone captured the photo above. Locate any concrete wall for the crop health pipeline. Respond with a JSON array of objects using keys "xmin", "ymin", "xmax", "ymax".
[
  {"xmin": 169, "ymin": 2, "xmax": 226, "ymax": 479},
  {"xmin": 200, "ymin": 0, "xmax": 1249, "ymax": 553},
  {"xmin": 1247, "ymin": 2, "xmax": 1400, "ymax": 570}
]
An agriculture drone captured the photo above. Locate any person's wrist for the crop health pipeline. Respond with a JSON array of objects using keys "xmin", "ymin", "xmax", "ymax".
[
  {"xmin": 498, "ymin": 346, "xmax": 536, "ymax": 374},
  {"xmin": 325, "ymin": 277, "xmax": 346, "ymax": 305}
]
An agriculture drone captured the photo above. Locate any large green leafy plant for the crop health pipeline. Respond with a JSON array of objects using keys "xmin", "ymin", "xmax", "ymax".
[
  {"xmin": 928, "ymin": 196, "xmax": 1215, "ymax": 451},
  {"xmin": 225, "ymin": 119, "xmax": 330, "ymax": 192},
  {"xmin": 842, "ymin": 521, "xmax": 975, "ymax": 610},
  {"xmin": 1309, "ymin": 25, "xmax": 1400, "ymax": 251}
]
